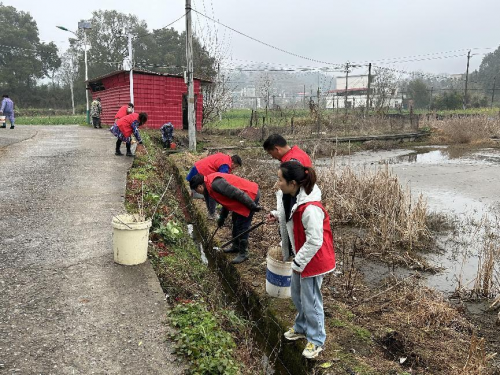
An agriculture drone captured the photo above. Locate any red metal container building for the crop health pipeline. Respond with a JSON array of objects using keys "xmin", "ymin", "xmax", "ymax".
[{"xmin": 87, "ymin": 70, "xmax": 209, "ymax": 130}]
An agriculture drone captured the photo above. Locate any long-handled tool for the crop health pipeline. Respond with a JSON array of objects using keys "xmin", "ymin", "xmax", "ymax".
[
  {"xmin": 206, "ymin": 226, "xmax": 220, "ymax": 248},
  {"xmin": 218, "ymin": 219, "xmax": 265, "ymax": 250}
]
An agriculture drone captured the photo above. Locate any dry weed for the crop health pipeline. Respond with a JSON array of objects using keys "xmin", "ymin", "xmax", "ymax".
[
  {"xmin": 424, "ymin": 115, "xmax": 500, "ymax": 144},
  {"xmin": 319, "ymin": 163, "xmax": 431, "ymax": 255}
]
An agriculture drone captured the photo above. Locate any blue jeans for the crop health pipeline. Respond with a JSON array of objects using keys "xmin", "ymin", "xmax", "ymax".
[{"xmin": 291, "ymin": 272, "xmax": 326, "ymax": 346}]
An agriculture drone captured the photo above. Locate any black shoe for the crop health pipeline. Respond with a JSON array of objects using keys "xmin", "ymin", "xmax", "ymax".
[
  {"xmin": 98, "ymin": 125, "xmax": 102, "ymax": 129},
  {"xmin": 231, "ymin": 239, "xmax": 249, "ymax": 264},
  {"xmin": 115, "ymin": 150, "xmax": 124, "ymax": 156},
  {"xmin": 10, "ymin": 126, "xmax": 14, "ymax": 129},
  {"xmin": 1, "ymin": 124, "xmax": 6, "ymax": 128},
  {"xmin": 224, "ymin": 239, "xmax": 240, "ymax": 254},
  {"xmin": 126, "ymin": 152, "xmax": 134, "ymax": 157}
]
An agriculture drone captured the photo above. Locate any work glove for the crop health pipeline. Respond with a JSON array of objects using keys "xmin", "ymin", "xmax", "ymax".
[{"xmin": 217, "ymin": 216, "xmax": 225, "ymax": 228}]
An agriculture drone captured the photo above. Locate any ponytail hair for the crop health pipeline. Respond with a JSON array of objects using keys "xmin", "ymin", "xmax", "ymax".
[{"xmin": 279, "ymin": 161, "xmax": 317, "ymax": 195}]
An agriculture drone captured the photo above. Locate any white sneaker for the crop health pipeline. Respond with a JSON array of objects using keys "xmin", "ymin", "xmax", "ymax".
[
  {"xmin": 302, "ymin": 342, "xmax": 323, "ymax": 359},
  {"xmin": 284, "ymin": 328, "xmax": 306, "ymax": 341}
]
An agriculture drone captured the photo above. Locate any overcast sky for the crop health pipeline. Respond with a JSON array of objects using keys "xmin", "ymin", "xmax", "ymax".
[{"xmin": 7, "ymin": 0, "xmax": 500, "ymax": 79}]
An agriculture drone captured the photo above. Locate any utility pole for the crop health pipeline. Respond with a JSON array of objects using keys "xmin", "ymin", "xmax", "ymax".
[
  {"xmin": 344, "ymin": 62, "xmax": 350, "ymax": 116},
  {"xmin": 185, "ymin": 0, "xmax": 196, "ymax": 151},
  {"xmin": 82, "ymin": 27, "xmax": 90, "ymax": 124},
  {"xmin": 128, "ymin": 32, "xmax": 134, "ymax": 104},
  {"xmin": 303, "ymin": 84, "xmax": 306, "ymax": 109},
  {"xmin": 366, "ymin": 62, "xmax": 372, "ymax": 116},
  {"xmin": 491, "ymin": 77, "xmax": 496, "ymax": 108},
  {"xmin": 70, "ymin": 58, "xmax": 75, "ymax": 115},
  {"xmin": 316, "ymin": 87, "xmax": 320, "ymax": 135},
  {"xmin": 463, "ymin": 50, "xmax": 471, "ymax": 109},
  {"xmin": 429, "ymin": 87, "xmax": 434, "ymax": 111}
]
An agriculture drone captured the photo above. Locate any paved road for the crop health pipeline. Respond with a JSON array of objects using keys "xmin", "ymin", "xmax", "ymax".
[{"xmin": 0, "ymin": 126, "xmax": 183, "ymax": 374}]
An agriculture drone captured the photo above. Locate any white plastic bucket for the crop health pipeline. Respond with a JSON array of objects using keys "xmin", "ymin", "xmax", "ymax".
[
  {"xmin": 266, "ymin": 256, "xmax": 292, "ymax": 298},
  {"xmin": 0, "ymin": 116, "xmax": 5, "ymax": 125},
  {"xmin": 112, "ymin": 214, "xmax": 152, "ymax": 265}
]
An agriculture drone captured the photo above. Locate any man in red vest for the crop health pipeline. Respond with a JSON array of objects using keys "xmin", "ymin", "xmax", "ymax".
[
  {"xmin": 189, "ymin": 173, "xmax": 261, "ymax": 264},
  {"xmin": 114, "ymin": 103, "xmax": 134, "ymax": 120},
  {"xmin": 263, "ymin": 134, "xmax": 312, "ymax": 167},
  {"xmin": 186, "ymin": 153, "xmax": 242, "ymax": 219}
]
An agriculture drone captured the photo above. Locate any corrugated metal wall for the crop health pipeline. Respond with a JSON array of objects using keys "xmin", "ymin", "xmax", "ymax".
[{"xmin": 90, "ymin": 72, "xmax": 203, "ymax": 130}]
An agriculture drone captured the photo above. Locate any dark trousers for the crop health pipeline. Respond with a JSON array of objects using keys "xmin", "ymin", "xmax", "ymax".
[
  {"xmin": 205, "ymin": 195, "xmax": 217, "ymax": 216},
  {"xmin": 116, "ymin": 139, "xmax": 131, "ymax": 153},
  {"xmin": 92, "ymin": 117, "xmax": 101, "ymax": 128},
  {"xmin": 231, "ymin": 191, "xmax": 260, "ymax": 241}
]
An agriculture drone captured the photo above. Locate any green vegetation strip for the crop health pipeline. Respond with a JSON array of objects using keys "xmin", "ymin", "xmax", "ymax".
[
  {"xmin": 16, "ymin": 115, "xmax": 86, "ymax": 125},
  {"xmin": 168, "ymin": 302, "xmax": 239, "ymax": 375},
  {"xmin": 126, "ymin": 132, "xmax": 242, "ymax": 374}
]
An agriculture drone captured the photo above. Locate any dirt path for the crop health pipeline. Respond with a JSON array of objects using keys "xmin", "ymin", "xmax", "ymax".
[{"xmin": 0, "ymin": 126, "xmax": 183, "ymax": 374}]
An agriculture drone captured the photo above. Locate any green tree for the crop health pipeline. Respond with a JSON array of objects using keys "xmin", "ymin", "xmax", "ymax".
[
  {"xmin": 476, "ymin": 46, "xmax": 500, "ymax": 95},
  {"xmin": 67, "ymin": 10, "xmax": 216, "ymax": 105},
  {"xmin": 406, "ymin": 78, "xmax": 429, "ymax": 109},
  {"xmin": 432, "ymin": 91, "xmax": 463, "ymax": 110},
  {"xmin": 0, "ymin": 3, "xmax": 61, "ymax": 106}
]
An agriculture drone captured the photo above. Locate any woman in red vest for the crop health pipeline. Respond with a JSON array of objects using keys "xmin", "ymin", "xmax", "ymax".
[
  {"xmin": 189, "ymin": 173, "xmax": 261, "ymax": 264},
  {"xmin": 109, "ymin": 112, "xmax": 147, "ymax": 156},
  {"xmin": 267, "ymin": 161, "xmax": 335, "ymax": 359}
]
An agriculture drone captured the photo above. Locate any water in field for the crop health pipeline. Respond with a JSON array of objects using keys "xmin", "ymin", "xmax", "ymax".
[{"xmin": 318, "ymin": 146, "xmax": 500, "ymax": 295}]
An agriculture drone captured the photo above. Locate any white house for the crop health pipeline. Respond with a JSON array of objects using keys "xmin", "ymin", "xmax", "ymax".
[{"xmin": 325, "ymin": 74, "xmax": 401, "ymax": 109}]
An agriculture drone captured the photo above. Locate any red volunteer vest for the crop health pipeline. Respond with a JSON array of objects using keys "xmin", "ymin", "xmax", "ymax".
[
  {"xmin": 117, "ymin": 113, "xmax": 139, "ymax": 138},
  {"xmin": 115, "ymin": 105, "xmax": 129, "ymax": 120},
  {"xmin": 195, "ymin": 153, "xmax": 232, "ymax": 176},
  {"xmin": 205, "ymin": 173, "xmax": 258, "ymax": 217},
  {"xmin": 292, "ymin": 202, "xmax": 336, "ymax": 278},
  {"xmin": 280, "ymin": 146, "xmax": 312, "ymax": 167}
]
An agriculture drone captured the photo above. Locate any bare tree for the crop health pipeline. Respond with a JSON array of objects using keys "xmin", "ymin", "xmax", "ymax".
[
  {"xmin": 58, "ymin": 51, "xmax": 79, "ymax": 115},
  {"xmin": 372, "ymin": 68, "xmax": 402, "ymax": 112}
]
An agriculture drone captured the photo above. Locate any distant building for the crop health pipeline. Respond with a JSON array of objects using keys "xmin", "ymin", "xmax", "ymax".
[{"xmin": 325, "ymin": 74, "xmax": 401, "ymax": 109}]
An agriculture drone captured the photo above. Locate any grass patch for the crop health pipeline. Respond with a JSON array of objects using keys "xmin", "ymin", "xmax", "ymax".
[
  {"xmin": 16, "ymin": 115, "xmax": 86, "ymax": 125},
  {"xmin": 168, "ymin": 302, "xmax": 239, "ymax": 375}
]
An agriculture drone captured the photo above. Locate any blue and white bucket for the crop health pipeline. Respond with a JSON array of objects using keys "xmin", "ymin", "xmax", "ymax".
[{"xmin": 266, "ymin": 256, "xmax": 292, "ymax": 298}]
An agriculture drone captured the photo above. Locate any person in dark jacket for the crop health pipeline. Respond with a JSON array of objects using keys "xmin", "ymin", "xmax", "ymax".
[
  {"xmin": 186, "ymin": 153, "xmax": 242, "ymax": 219},
  {"xmin": 190, "ymin": 173, "xmax": 261, "ymax": 264}
]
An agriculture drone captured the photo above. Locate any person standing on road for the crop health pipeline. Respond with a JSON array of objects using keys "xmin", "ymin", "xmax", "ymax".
[
  {"xmin": 0, "ymin": 94, "xmax": 15, "ymax": 129},
  {"xmin": 267, "ymin": 161, "xmax": 335, "ymax": 359},
  {"xmin": 263, "ymin": 134, "xmax": 312, "ymax": 167},
  {"xmin": 189, "ymin": 173, "xmax": 260, "ymax": 264},
  {"xmin": 186, "ymin": 153, "xmax": 242, "ymax": 220},
  {"xmin": 110, "ymin": 112, "xmax": 148, "ymax": 157},
  {"xmin": 114, "ymin": 103, "xmax": 134, "ymax": 121},
  {"xmin": 90, "ymin": 97, "xmax": 102, "ymax": 128}
]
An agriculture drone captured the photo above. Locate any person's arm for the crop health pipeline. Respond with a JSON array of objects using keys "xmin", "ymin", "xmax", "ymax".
[
  {"xmin": 131, "ymin": 122, "xmax": 143, "ymax": 143},
  {"xmin": 0, "ymin": 99, "xmax": 5, "ymax": 113},
  {"xmin": 218, "ymin": 164, "xmax": 230, "ymax": 173},
  {"xmin": 291, "ymin": 206, "xmax": 324, "ymax": 273},
  {"xmin": 211, "ymin": 177, "xmax": 259, "ymax": 211}
]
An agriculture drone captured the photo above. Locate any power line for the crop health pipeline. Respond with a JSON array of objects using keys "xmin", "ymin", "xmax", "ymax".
[
  {"xmin": 133, "ymin": 13, "xmax": 187, "ymax": 42},
  {"xmin": 191, "ymin": 7, "xmax": 349, "ymax": 68}
]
